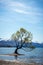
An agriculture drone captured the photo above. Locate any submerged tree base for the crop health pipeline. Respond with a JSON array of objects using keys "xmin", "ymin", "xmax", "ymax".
[
  {"xmin": 14, "ymin": 48, "xmax": 24, "ymax": 56},
  {"xmin": 14, "ymin": 53, "xmax": 24, "ymax": 59},
  {"xmin": 14, "ymin": 52, "xmax": 24, "ymax": 56}
]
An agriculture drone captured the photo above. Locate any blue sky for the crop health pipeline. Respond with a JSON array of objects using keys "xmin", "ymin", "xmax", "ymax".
[{"xmin": 0, "ymin": 0, "xmax": 43, "ymax": 42}]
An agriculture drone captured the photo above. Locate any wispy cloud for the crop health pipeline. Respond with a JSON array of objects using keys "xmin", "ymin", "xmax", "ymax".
[
  {"xmin": 0, "ymin": 0, "xmax": 42, "ymax": 16},
  {"xmin": 8, "ymin": 1, "xmax": 42, "ymax": 16},
  {"xmin": 13, "ymin": 9, "xmax": 42, "ymax": 16},
  {"xmin": 9, "ymin": 1, "xmax": 25, "ymax": 8},
  {"xmin": 14, "ymin": 9, "xmax": 27, "ymax": 14}
]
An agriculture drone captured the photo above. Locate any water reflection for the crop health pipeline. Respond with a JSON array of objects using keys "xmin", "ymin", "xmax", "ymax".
[
  {"xmin": 14, "ymin": 55, "xmax": 18, "ymax": 60},
  {"xmin": 0, "ymin": 48, "xmax": 43, "ymax": 64}
]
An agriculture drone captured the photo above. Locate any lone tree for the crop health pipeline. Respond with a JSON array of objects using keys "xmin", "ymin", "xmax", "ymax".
[{"xmin": 11, "ymin": 28, "xmax": 35, "ymax": 54}]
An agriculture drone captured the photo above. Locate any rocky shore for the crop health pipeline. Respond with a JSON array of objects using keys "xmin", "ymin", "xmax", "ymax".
[{"xmin": 0, "ymin": 60, "xmax": 42, "ymax": 65}]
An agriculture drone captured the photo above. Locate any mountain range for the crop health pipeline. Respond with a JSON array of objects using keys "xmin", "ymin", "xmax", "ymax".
[{"xmin": 0, "ymin": 38, "xmax": 43, "ymax": 48}]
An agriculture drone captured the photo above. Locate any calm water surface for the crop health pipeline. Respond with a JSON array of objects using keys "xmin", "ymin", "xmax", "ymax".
[{"xmin": 0, "ymin": 47, "xmax": 43, "ymax": 63}]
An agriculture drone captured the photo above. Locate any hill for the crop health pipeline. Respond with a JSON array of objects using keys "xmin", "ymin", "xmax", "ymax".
[{"xmin": 0, "ymin": 39, "xmax": 43, "ymax": 48}]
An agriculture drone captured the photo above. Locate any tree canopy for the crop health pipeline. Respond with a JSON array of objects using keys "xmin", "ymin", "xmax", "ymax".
[
  {"xmin": 11, "ymin": 28, "xmax": 32, "ymax": 43},
  {"xmin": 11, "ymin": 28, "xmax": 35, "ymax": 54}
]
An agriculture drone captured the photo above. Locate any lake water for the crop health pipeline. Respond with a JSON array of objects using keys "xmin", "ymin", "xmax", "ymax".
[{"xmin": 0, "ymin": 47, "xmax": 43, "ymax": 64}]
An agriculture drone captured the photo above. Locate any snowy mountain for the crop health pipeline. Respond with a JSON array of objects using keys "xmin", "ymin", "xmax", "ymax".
[{"xmin": 0, "ymin": 38, "xmax": 43, "ymax": 47}]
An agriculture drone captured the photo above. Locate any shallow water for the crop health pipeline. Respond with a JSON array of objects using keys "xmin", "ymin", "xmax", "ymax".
[{"xmin": 0, "ymin": 47, "xmax": 43, "ymax": 63}]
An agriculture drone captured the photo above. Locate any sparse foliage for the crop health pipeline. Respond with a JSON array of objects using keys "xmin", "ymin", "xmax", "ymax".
[{"xmin": 11, "ymin": 28, "xmax": 35, "ymax": 54}]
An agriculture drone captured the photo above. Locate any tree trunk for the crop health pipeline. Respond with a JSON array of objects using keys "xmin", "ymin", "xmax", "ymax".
[
  {"xmin": 14, "ymin": 48, "xmax": 19, "ymax": 54},
  {"xmin": 14, "ymin": 45, "xmax": 22, "ymax": 54},
  {"xmin": 14, "ymin": 40, "xmax": 23, "ymax": 54}
]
